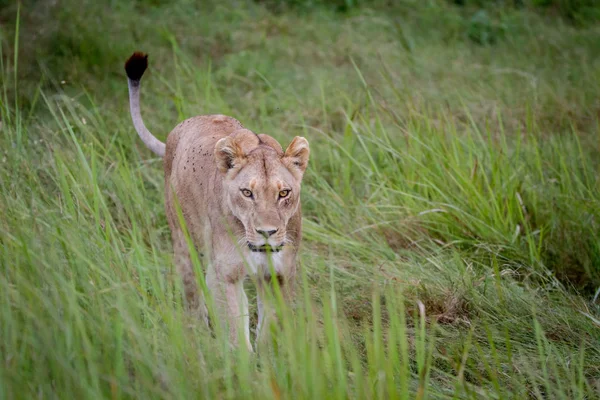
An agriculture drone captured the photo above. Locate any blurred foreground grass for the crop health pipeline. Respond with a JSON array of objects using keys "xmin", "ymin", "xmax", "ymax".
[{"xmin": 1, "ymin": 0, "xmax": 599, "ymax": 398}]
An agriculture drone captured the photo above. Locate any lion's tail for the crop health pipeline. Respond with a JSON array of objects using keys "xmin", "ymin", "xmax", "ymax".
[{"xmin": 124, "ymin": 52, "xmax": 166, "ymax": 157}]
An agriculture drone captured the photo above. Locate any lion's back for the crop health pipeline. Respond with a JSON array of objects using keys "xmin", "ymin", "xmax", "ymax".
[{"xmin": 164, "ymin": 115, "xmax": 243, "ymax": 178}]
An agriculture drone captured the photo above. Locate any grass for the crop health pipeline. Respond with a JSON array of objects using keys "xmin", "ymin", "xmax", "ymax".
[{"xmin": 1, "ymin": 0, "xmax": 600, "ymax": 398}]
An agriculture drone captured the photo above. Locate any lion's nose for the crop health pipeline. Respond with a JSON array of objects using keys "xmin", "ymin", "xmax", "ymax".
[{"xmin": 256, "ymin": 228, "xmax": 278, "ymax": 238}]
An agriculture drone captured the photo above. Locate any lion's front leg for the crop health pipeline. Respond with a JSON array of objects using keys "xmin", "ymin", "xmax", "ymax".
[
  {"xmin": 173, "ymin": 230, "xmax": 209, "ymax": 326},
  {"xmin": 256, "ymin": 258, "xmax": 296, "ymax": 349},
  {"xmin": 206, "ymin": 265, "xmax": 252, "ymax": 352}
]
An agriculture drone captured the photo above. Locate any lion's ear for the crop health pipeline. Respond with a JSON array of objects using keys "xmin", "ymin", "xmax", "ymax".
[
  {"xmin": 282, "ymin": 136, "xmax": 310, "ymax": 177},
  {"xmin": 215, "ymin": 136, "xmax": 245, "ymax": 173},
  {"xmin": 215, "ymin": 129, "xmax": 261, "ymax": 173}
]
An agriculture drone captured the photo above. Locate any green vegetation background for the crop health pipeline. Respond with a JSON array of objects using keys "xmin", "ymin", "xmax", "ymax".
[{"xmin": 1, "ymin": 0, "xmax": 599, "ymax": 398}]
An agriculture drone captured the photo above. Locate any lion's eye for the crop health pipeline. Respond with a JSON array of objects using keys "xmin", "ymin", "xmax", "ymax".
[
  {"xmin": 279, "ymin": 190, "xmax": 290, "ymax": 198},
  {"xmin": 241, "ymin": 189, "xmax": 253, "ymax": 198}
]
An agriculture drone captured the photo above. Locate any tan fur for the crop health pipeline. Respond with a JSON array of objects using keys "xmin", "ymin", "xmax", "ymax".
[
  {"xmin": 163, "ymin": 115, "xmax": 309, "ymax": 351},
  {"xmin": 125, "ymin": 53, "xmax": 309, "ymax": 350}
]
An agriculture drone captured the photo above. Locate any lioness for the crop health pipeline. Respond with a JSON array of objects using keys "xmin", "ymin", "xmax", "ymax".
[{"xmin": 124, "ymin": 52, "xmax": 309, "ymax": 351}]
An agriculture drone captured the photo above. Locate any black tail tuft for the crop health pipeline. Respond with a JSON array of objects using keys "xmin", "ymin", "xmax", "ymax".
[{"xmin": 125, "ymin": 52, "xmax": 148, "ymax": 81}]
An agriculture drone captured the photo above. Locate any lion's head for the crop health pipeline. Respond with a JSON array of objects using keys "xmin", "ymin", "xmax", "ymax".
[{"xmin": 214, "ymin": 129, "xmax": 309, "ymax": 253}]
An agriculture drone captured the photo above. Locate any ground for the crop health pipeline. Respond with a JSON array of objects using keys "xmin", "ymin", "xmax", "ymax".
[{"xmin": 0, "ymin": 0, "xmax": 599, "ymax": 398}]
